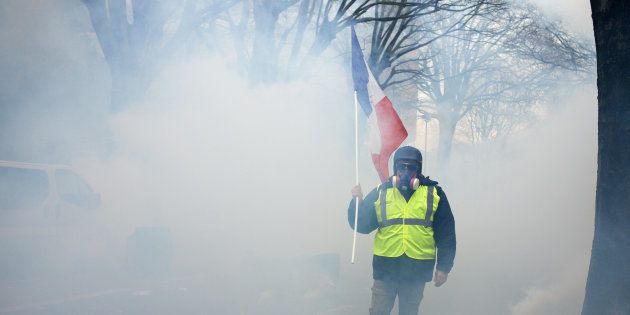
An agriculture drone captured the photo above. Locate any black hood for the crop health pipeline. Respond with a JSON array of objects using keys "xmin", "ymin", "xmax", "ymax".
[{"xmin": 393, "ymin": 146, "xmax": 423, "ymax": 174}]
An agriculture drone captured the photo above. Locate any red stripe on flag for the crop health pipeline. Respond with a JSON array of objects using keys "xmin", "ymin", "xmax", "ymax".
[{"xmin": 372, "ymin": 96, "xmax": 408, "ymax": 182}]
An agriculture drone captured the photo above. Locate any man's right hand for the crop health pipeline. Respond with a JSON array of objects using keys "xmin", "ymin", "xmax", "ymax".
[{"xmin": 351, "ymin": 185, "xmax": 363, "ymax": 201}]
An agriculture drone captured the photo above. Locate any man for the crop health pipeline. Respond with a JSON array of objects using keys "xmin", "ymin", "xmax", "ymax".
[{"xmin": 348, "ymin": 146, "xmax": 456, "ymax": 315}]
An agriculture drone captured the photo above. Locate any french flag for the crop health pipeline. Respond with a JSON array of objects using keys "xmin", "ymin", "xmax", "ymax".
[{"xmin": 351, "ymin": 26, "xmax": 408, "ymax": 183}]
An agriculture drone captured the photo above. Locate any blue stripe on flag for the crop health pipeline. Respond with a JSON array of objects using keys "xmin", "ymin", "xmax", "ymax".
[{"xmin": 351, "ymin": 26, "xmax": 373, "ymax": 116}]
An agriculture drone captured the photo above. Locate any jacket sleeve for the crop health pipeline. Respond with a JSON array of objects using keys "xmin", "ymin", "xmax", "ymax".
[
  {"xmin": 347, "ymin": 187, "xmax": 379, "ymax": 234},
  {"xmin": 433, "ymin": 186, "xmax": 456, "ymax": 273}
]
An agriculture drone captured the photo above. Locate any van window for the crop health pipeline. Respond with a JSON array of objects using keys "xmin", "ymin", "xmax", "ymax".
[
  {"xmin": 0, "ymin": 167, "xmax": 49, "ymax": 210},
  {"xmin": 55, "ymin": 169, "xmax": 93, "ymax": 205}
]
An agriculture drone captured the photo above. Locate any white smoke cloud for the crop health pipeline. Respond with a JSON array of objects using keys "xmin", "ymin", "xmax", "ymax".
[
  {"xmin": 70, "ymin": 54, "xmax": 371, "ymax": 314},
  {"xmin": 510, "ymin": 259, "xmax": 587, "ymax": 315},
  {"xmin": 420, "ymin": 87, "xmax": 597, "ymax": 315}
]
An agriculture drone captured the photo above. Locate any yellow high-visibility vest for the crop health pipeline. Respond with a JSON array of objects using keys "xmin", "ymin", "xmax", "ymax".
[{"xmin": 373, "ymin": 185, "xmax": 440, "ymax": 259}]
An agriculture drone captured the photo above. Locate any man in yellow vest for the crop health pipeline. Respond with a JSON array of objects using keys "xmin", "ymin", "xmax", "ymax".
[{"xmin": 348, "ymin": 146, "xmax": 456, "ymax": 315}]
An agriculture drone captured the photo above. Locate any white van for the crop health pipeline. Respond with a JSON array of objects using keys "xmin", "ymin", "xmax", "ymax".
[
  {"xmin": 0, "ymin": 160, "xmax": 103, "ymax": 278},
  {"xmin": 0, "ymin": 160, "xmax": 100, "ymax": 225}
]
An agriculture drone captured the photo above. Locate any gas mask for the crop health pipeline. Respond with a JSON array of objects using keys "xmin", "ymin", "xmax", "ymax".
[{"xmin": 392, "ymin": 163, "xmax": 420, "ymax": 191}]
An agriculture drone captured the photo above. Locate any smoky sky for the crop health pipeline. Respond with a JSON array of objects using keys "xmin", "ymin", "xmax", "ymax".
[{"xmin": 529, "ymin": 0, "xmax": 593, "ymax": 35}]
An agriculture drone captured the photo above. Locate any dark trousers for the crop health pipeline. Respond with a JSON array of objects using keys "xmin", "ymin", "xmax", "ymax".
[{"xmin": 369, "ymin": 279, "xmax": 426, "ymax": 315}]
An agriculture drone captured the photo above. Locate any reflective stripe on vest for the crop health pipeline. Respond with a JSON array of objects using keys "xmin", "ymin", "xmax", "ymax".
[{"xmin": 379, "ymin": 186, "xmax": 434, "ymax": 228}]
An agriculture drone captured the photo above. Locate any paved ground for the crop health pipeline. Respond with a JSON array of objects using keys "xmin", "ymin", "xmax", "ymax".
[
  {"xmin": 1, "ymin": 271, "xmax": 240, "ymax": 315},
  {"xmin": 0, "ymin": 270, "xmax": 363, "ymax": 315}
]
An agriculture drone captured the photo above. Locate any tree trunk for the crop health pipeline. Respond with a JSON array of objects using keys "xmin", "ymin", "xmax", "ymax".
[
  {"xmin": 83, "ymin": 0, "xmax": 152, "ymax": 111},
  {"xmin": 251, "ymin": 0, "xmax": 280, "ymax": 84},
  {"xmin": 303, "ymin": 19, "xmax": 338, "ymax": 67},
  {"xmin": 436, "ymin": 111, "xmax": 457, "ymax": 178},
  {"xmin": 583, "ymin": 1, "xmax": 630, "ymax": 314}
]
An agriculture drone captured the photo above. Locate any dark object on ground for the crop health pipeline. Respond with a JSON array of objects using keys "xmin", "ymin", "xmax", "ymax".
[{"xmin": 126, "ymin": 226, "xmax": 173, "ymax": 275}]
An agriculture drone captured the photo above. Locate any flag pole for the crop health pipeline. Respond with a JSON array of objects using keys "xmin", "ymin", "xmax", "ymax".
[{"xmin": 351, "ymin": 90, "xmax": 360, "ymax": 264}]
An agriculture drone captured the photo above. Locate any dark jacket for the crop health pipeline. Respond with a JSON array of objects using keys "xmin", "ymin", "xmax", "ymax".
[{"xmin": 347, "ymin": 176, "xmax": 456, "ymax": 283}]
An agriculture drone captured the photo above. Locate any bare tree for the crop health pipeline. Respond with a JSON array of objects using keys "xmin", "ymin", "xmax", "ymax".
[
  {"xmin": 366, "ymin": 0, "xmax": 504, "ymax": 88},
  {"xmin": 460, "ymin": 93, "xmax": 538, "ymax": 145},
  {"xmin": 83, "ymin": 0, "xmax": 237, "ymax": 111},
  {"xmin": 339, "ymin": 1, "xmax": 504, "ymax": 142},
  {"xmin": 220, "ymin": 0, "xmax": 499, "ymax": 85},
  {"xmin": 411, "ymin": 3, "xmax": 593, "ymax": 172},
  {"xmin": 222, "ymin": 0, "xmax": 370, "ymax": 83}
]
